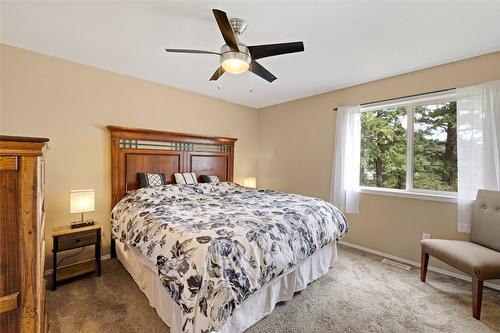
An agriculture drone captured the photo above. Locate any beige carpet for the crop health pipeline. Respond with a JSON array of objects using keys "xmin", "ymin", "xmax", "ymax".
[{"xmin": 46, "ymin": 245, "xmax": 500, "ymax": 332}]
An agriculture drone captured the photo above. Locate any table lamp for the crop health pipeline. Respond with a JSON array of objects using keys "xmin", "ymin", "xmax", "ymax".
[
  {"xmin": 243, "ymin": 177, "xmax": 257, "ymax": 188},
  {"xmin": 70, "ymin": 189, "xmax": 95, "ymax": 228}
]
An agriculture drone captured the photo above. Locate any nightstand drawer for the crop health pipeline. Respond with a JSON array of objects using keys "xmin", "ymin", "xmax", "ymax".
[{"xmin": 56, "ymin": 230, "xmax": 97, "ymax": 251}]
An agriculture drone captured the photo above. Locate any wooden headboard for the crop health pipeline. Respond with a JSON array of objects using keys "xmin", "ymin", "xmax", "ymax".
[{"xmin": 108, "ymin": 125, "xmax": 237, "ymax": 207}]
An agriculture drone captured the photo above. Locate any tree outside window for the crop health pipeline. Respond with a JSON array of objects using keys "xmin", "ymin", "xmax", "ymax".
[{"xmin": 360, "ymin": 101, "xmax": 457, "ymax": 193}]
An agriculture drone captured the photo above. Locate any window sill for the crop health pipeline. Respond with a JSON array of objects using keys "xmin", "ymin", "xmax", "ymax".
[{"xmin": 359, "ymin": 186, "xmax": 457, "ymax": 203}]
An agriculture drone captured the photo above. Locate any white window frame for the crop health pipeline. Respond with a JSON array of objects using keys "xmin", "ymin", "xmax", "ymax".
[{"xmin": 359, "ymin": 90, "xmax": 458, "ymax": 203}]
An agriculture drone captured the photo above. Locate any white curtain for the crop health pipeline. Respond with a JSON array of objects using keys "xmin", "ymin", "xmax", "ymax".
[
  {"xmin": 457, "ymin": 79, "xmax": 500, "ymax": 232},
  {"xmin": 331, "ymin": 105, "xmax": 361, "ymax": 214}
]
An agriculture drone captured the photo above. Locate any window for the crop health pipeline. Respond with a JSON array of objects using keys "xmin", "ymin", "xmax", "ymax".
[{"xmin": 360, "ymin": 92, "xmax": 457, "ymax": 195}]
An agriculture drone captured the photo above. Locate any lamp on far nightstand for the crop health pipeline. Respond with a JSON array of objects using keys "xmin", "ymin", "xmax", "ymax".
[
  {"xmin": 243, "ymin": 177, "xmax": 257, "ymax": 188},
  {"xmin": 70, "ymin": 189, "xmax": 95, "ymax": 228}
]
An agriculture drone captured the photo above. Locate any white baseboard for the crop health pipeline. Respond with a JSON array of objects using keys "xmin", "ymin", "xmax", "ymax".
[
  {"xmin": 338, "ymin": 240, "xmax": 500, "ymax": 291},
  {"xmin": 46, "ymin": 243, "xmax": 500, "ymax": 292},
  {"xmin": 44, "ymin": 254, "xmax": 111, "ymax": 276}
]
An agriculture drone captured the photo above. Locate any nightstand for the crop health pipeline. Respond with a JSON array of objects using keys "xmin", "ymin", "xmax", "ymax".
[{"xmin": 51, "ymin": 224, "xmax": 102, "ymax": 290}]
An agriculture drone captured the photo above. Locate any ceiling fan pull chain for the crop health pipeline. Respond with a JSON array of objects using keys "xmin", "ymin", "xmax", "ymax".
[
  {"xmin": 249, "ymin": 67, "xmax": 254, "ymax": 93},
  {"xmin": 217, "ymin": 66, "xmax": 222, "ymax": 91},
  {"xmin": 250, "ymin": 63, "xmax": 256, "ymax": 93}
]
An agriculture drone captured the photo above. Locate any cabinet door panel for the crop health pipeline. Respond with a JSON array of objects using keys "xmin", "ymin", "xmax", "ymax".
[{"xmin": 0, "ymin": 168, "xmax": 21, "ymax": 331}]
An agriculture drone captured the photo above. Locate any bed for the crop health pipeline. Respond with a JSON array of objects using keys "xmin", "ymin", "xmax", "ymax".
[{"xmin": 107, "ymin": 126, "xmax": 348, "ymax": 333}]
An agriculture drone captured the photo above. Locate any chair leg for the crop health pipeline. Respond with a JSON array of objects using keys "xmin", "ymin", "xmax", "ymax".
[
  {"xmin": 472, "ymin": 278, "xmax": 484, "ymax": 320},
  {"xmin": 420, "ymin": 249, "xmax": 429, "ymax": 282}
]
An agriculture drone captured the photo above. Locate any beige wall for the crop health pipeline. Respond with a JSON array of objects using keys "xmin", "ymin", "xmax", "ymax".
[
  {"xmin": 0, "ymin": 44, "xmax": 258, "ymax": 266},
  {"xmin": 258, "ymin": 51, "xmax": 500, "ymax": 279},
  {"xmin": 2, "ymin": 42, "xmax": 500, "ymax": 282}
]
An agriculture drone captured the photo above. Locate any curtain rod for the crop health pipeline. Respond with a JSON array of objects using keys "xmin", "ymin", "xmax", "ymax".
[{"xmin": 332, "ymin": 87, "xmax": 456, "ymax": 111}]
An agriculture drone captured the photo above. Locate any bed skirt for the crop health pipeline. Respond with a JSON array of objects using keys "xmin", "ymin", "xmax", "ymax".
[{"xmin": 116, "ymin": 239, "xmax": 338, "ymax": 333}]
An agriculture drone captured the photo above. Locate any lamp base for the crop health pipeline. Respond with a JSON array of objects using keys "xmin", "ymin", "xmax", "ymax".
[{"xmin": 71, "ymin": 220, "xmax": 95, "ymax": 229}]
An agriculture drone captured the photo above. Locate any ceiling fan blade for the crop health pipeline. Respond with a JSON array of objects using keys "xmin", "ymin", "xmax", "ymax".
[
  {"xmin": 209, "ymin": 66, "xmax": 225, "ymax": 81},
  {"xmin": 250, "ymin": 60, "xmax": 277, "ymax": 83},
  {"xmin": 165, "ymin": 48, "xmax": 220, "ymax": 55},
  {"xmin": 248, "ymin": 41, "xmax": 304, "ymax": 60},
  {"xmin": 212, "ymin": 9, "xmax": 238, "ymax": 51}
]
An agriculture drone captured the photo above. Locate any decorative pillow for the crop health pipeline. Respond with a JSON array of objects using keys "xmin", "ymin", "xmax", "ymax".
[
  {"xmin": 138, "ymin": 173, "xmax": 166, "ymax": 188},
  {"xmin": 200, "ymin": 175, "xmax": 220, "ymax": 183},
  {"xmin": 174, "ymin": 172, "xmax": 198, "ymax": 185}
]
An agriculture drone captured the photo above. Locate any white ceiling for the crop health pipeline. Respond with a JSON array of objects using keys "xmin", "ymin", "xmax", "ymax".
[{"xmin": 2, "ymin": 1, "xmax": 500, "ymax": 109}]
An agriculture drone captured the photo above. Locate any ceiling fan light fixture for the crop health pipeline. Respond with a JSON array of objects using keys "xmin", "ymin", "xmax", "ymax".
[
  {"xmin": 222, "ymin": 57, "xmax": 249, "ymax": 74},
  {"xmin": 220, "ymin": 49, "xmax": 251, "ymax": 74}
]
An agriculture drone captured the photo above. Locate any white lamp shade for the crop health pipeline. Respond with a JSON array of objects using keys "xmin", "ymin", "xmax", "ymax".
[
  {"xmin": 70, "ymin": 189, "xmax": 95, "ymax": 214},
  {"xmin": 243, "ymin": 177, "xmax": 257, "ymax": 188}
]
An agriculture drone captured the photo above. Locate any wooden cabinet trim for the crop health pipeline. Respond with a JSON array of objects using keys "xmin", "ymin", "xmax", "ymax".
[
  {"xmin": 0, "ymin": 156, "xmax": 18, "ymax": 170},
  {"xmin": 18, "ymin": 156, "xmax": 38, "ymax": 332},
  {"xmin": 0, "ymin": 136, "xmax": 49, "ymax": 143},
  {"xmin": 0, "ymin": 293, "xmax": 19, "ymax": 314},
  {"xmin": 0, "ymin": 141, "xmax": 47, "ymax": 156}
]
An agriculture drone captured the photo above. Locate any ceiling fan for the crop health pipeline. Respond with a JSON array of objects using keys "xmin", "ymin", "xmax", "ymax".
[{"xmin": 165, "ymin": 9, "xmax": 304, "ymax": 83}]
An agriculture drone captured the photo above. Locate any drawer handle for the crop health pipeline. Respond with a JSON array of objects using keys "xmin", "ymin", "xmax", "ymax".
[{"xmin": 75, "ymin": 238, "xmax": 81, "ymax": 242}]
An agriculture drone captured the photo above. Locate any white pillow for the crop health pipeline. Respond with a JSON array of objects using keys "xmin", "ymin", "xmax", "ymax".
[
  {"xmin": 208, "ymin": 175, "xmax": 220, "ymax": 183},
  {"xmin": 174, "ymin": 172, "xmax": 198, "ymax": 184}
]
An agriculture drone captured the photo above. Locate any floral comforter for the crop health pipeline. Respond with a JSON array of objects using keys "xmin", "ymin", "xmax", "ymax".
[{"xmin": 111, "ymin": 182, "xmax": 347, "ymax": 333}]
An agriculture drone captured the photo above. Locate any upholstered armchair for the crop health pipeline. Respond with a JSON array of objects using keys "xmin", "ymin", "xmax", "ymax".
[{"xmin": 420, "ymin": 189, "xmax": 500, "ymax": 320}]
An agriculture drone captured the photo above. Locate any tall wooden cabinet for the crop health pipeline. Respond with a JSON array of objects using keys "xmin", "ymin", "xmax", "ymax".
[{"xmin": 0, "ymin": 136, "xmax": 49, "ymax": 333}]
